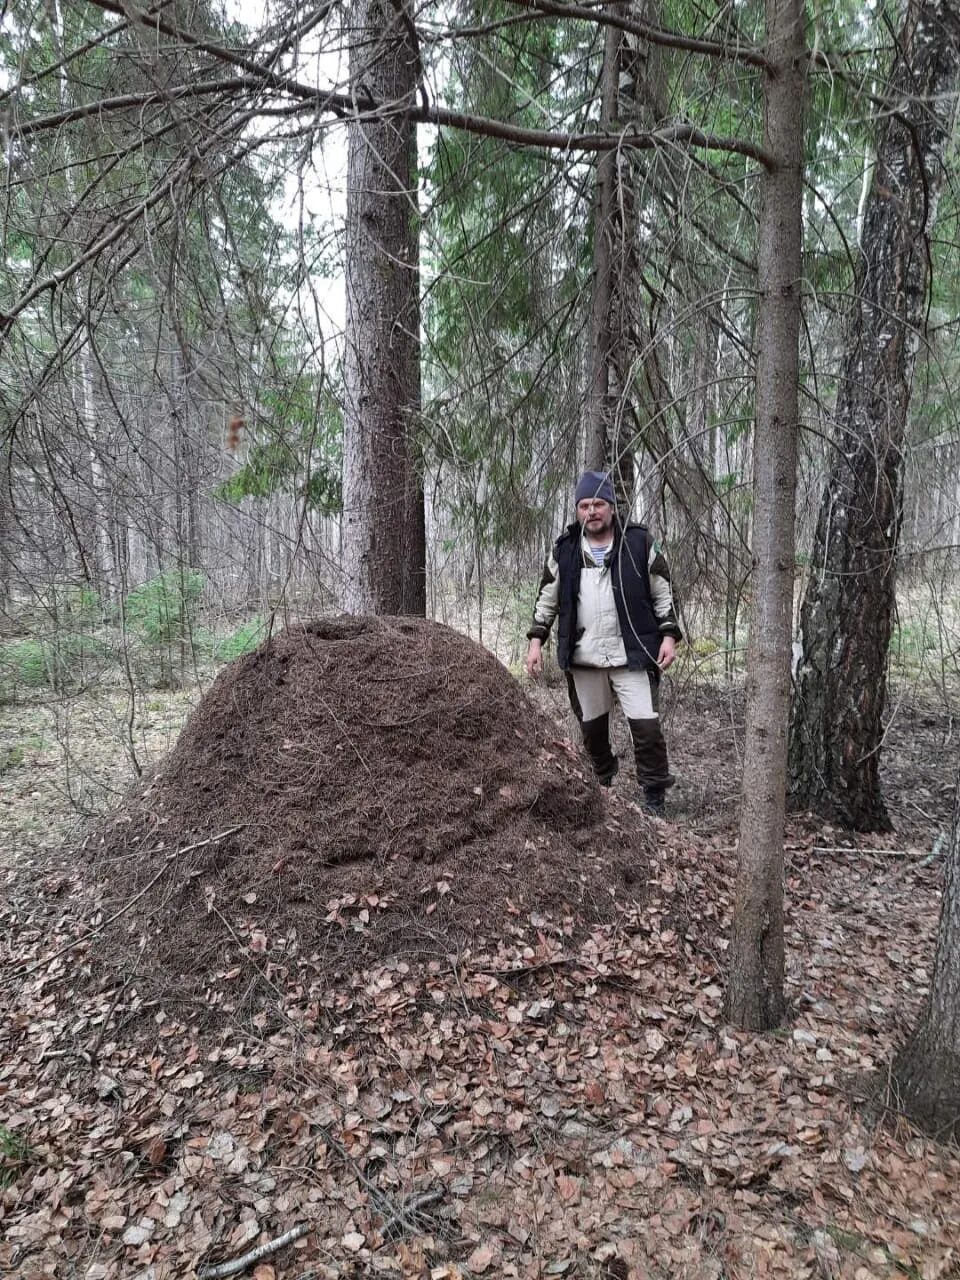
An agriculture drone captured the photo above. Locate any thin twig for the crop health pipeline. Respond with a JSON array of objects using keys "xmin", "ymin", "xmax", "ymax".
[
  {"xmin": 476, "ymin": 955, "xmax": 586, "ymax": 980},
  {"xmin": 197, "ymin": 1222, "xmax": 310, "ymax": 1279},
  {"xmin": 208, "ymin": 901, "xmax": 297, "ymax": 1023}
]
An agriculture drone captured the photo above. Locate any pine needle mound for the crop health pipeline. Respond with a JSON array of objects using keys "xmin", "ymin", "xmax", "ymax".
[{"xmin": 84, "ymin": 617, "xmax": 649, "ymax": 1000}]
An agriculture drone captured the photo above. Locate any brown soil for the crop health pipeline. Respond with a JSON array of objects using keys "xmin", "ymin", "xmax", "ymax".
[{"xmin": 83, "ymin": 617, "xmax": 652, "ymax": 1003}]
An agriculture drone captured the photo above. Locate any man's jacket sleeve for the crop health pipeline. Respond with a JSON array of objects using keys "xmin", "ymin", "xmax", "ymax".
[
  {"xmin": 527, "ymin": 547, "xmax": 560, "ymax": 642},
  {"xmin": 648, "ymin": 539, "xmax": 683, "ymax": 642}
]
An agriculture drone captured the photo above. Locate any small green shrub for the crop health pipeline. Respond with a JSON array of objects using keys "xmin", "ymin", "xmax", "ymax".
[
  {"xmin": 0, "ymin": 634, "xmax": 111, "ymax": 694},
  {"xmin": 0, "ymin": 1124, "xmax": 31, "ymax": 1188},
  {"xmin": 13, "ymin": 585, "xmax": 102, "ymax": 634},
  {"xmin": 122, "ymin": 570, "xmax": 205, "ymax": 688},
  {"xmin": 55, "ymin": 633, "xmax": 112, "ymax": 668},
  {"xmin": 891, "ymin": 619, "xmax": 939, "ymax": 668},
  {"xmin": 124, "ymin": 570, "xmax": 204, "ymax": 646},
  {"xmin": 57, "ymin": 585, "xmax": 102, "ymax": 628},
  {"xmin": 0, "ymin": 639, "xmax": 47, "ymax": 687},
  {"xmin": 1, "ymin": 744, "xmax": 25, "ymax": 772},
  {"xmin": 691, "ymin": 636, "xmax": 721, "ymax": 658},
  {"xmin": 213, "ymin": 616, "xmax": 266, "ymax": 662}
]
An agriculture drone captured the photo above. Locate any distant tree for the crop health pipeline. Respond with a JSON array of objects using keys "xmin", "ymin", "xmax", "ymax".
[
  {"xmin": 0, "ymin": 0, "xmax": 305, "ymax": 617},
  {"xmin": 789, "ymin": 0, "xmax": 960, "ymax": 831},
  {"xmin": 2, "ymin": 0, "xmax": 785, "ymax": 629}
]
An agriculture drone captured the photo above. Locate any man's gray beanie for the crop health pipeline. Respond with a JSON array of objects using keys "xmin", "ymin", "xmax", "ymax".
[{"xmin": 574, "ymin": 470, "xmax": 616, "ymax": 506}]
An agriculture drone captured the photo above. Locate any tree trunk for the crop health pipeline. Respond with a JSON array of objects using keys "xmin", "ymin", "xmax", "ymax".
[
  {"xmin": 789, "ymin": 0, "xmax": 960, "ymax": 831},
  {"xmin": 892, "ymin": 760, "xmax": 960, "ymax": 1141},
  {"xmin": 341, "ymin": 0, "xmax": 425, "ymax": 616},
  {"xmin": 583, "ymin": 20, "xmax": 621, "ymax": 476},
  {"xmin": 725, "ymin": 0, "xmax": 805, "ymax": 1032},
  {"xmin": 50, "ymin": 0, "xmax": 116, "ymax": 607},
  {"xmin": 79, "ymin": 343, "xmax": 116, "ymax": 603},
  {"xmin": 584, "ymin": 4, "xmax": 661, "ymax": 508},
  {"xmin": 0, "ymin": 433, "xmax": 13, "ymax": 616}
]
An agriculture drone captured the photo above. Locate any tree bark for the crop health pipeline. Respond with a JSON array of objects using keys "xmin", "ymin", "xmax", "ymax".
[
  {"xmin": 725, "ymin": 0, "xmax": 804, "ymax": 1032},
  {"xmin": 789, "ymin": 0, "xmax": 960, "ymax": 831},
  {"xmin": 892, "ymin": 760, "xmax": 960, "ymax": 1141},
  {"xmin": 583, "ymin": 3, "xmax": 665, "ymax": 507},
  {"xmin": 341, "ymin": 0, "xmax": 425, "ymax": 616},
  {"xmin": 583, "ymin": 20, "xmax": 621, "ymax": 477}
]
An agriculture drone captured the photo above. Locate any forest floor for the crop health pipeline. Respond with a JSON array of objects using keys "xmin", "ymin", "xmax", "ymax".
[{"xmin": 1, "ymin": 640, "xmax": 959, "ymax": 1280}]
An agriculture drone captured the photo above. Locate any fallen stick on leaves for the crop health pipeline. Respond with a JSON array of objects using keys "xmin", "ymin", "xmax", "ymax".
[
  {"xmin": 197, "ymin": 1222, "xmax": 310, "ymax": 1279},
  {"xmin": 313, "ymin": 1120, "xmax": 443, "ymax": 1235},
  {"xmin": 381, "ymin": 1187, "xmax": 444, "ymax": 1238}
]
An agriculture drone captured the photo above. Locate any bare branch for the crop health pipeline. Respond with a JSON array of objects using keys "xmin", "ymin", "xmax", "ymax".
[
  {"xmin": 505, "ymin": 0, "xmax": 771, "ymax": 70},
  {"xmin": 7, "ymin": 77, "xmax": 263, "ymax": 138},
  {"xmin": 66, "ymin": 0, "xmax": 773, "ymax": 165}
]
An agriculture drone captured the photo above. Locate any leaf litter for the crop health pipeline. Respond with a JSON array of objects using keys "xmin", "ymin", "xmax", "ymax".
[{"xmin": 1, "ymin": 620, "xmax": 959, "ymax": 1279}]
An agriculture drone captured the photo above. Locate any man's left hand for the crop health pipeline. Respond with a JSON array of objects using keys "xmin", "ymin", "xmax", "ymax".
[{"xmin": 657, "ymin": 636, "xmax": 677, "ymax": 670}]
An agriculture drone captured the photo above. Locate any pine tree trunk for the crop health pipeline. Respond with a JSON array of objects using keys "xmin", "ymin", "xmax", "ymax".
[
  {"xmin": 583, "ymin": 20, "xmax": 621, "ymax": 477},
  {"xmin": 789, "ymin": 0, "xmax": 960, "ymax": 831},
  {"xmin": 0, "ymin": 434, "xmax": 12, "ymax": 616},
  {"xmin": 892, "ymin": 761, "xmax": 960, "ymax": 1141},
  {"xmin": 725, "ymin": 0, "xmax": 805, "ymax": 1032},
  {"xmin": 584, "ymin": 2, "xmax": 660, "ymax": 507},
  {"xmin": 51, "ymin": 0, "xmax": 116, "ymax": 606},
  {"xmin": 341, "ymin": 0, "xmax": 425, "ymax": 616}
]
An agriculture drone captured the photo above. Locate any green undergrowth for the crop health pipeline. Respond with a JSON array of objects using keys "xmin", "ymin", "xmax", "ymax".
[
  {"xmin": 0, "ymin": 1124, "xmax": 32, "ymax": 1188},
  {"xmin": 0, "ymin": 618, "xmax": 268, "ymax": 702}
]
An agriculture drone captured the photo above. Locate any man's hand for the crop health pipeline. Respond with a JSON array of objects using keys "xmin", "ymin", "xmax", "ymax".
[
  {"xmin": 525, "ymin": 638, "xmax": 544, "ymax": 678},
  {"xmin": 657, "ymin": 636, "xmax": 677, "ymax": 670}
]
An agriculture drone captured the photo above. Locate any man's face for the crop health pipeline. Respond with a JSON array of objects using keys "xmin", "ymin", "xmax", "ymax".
[{"xmin": 576, "ymin": 498, "xmax": 614, "ymax": 537}]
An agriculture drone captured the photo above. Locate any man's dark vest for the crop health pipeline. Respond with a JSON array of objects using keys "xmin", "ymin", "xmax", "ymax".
[{"xmin": 554, "ymin": 522, "xmax": 661, "ymax": 672}]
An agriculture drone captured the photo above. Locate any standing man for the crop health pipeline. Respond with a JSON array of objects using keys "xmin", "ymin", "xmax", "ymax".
[{"xmin": 525, "ymin": 470, "xmax": 682, "ymax": 815}]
